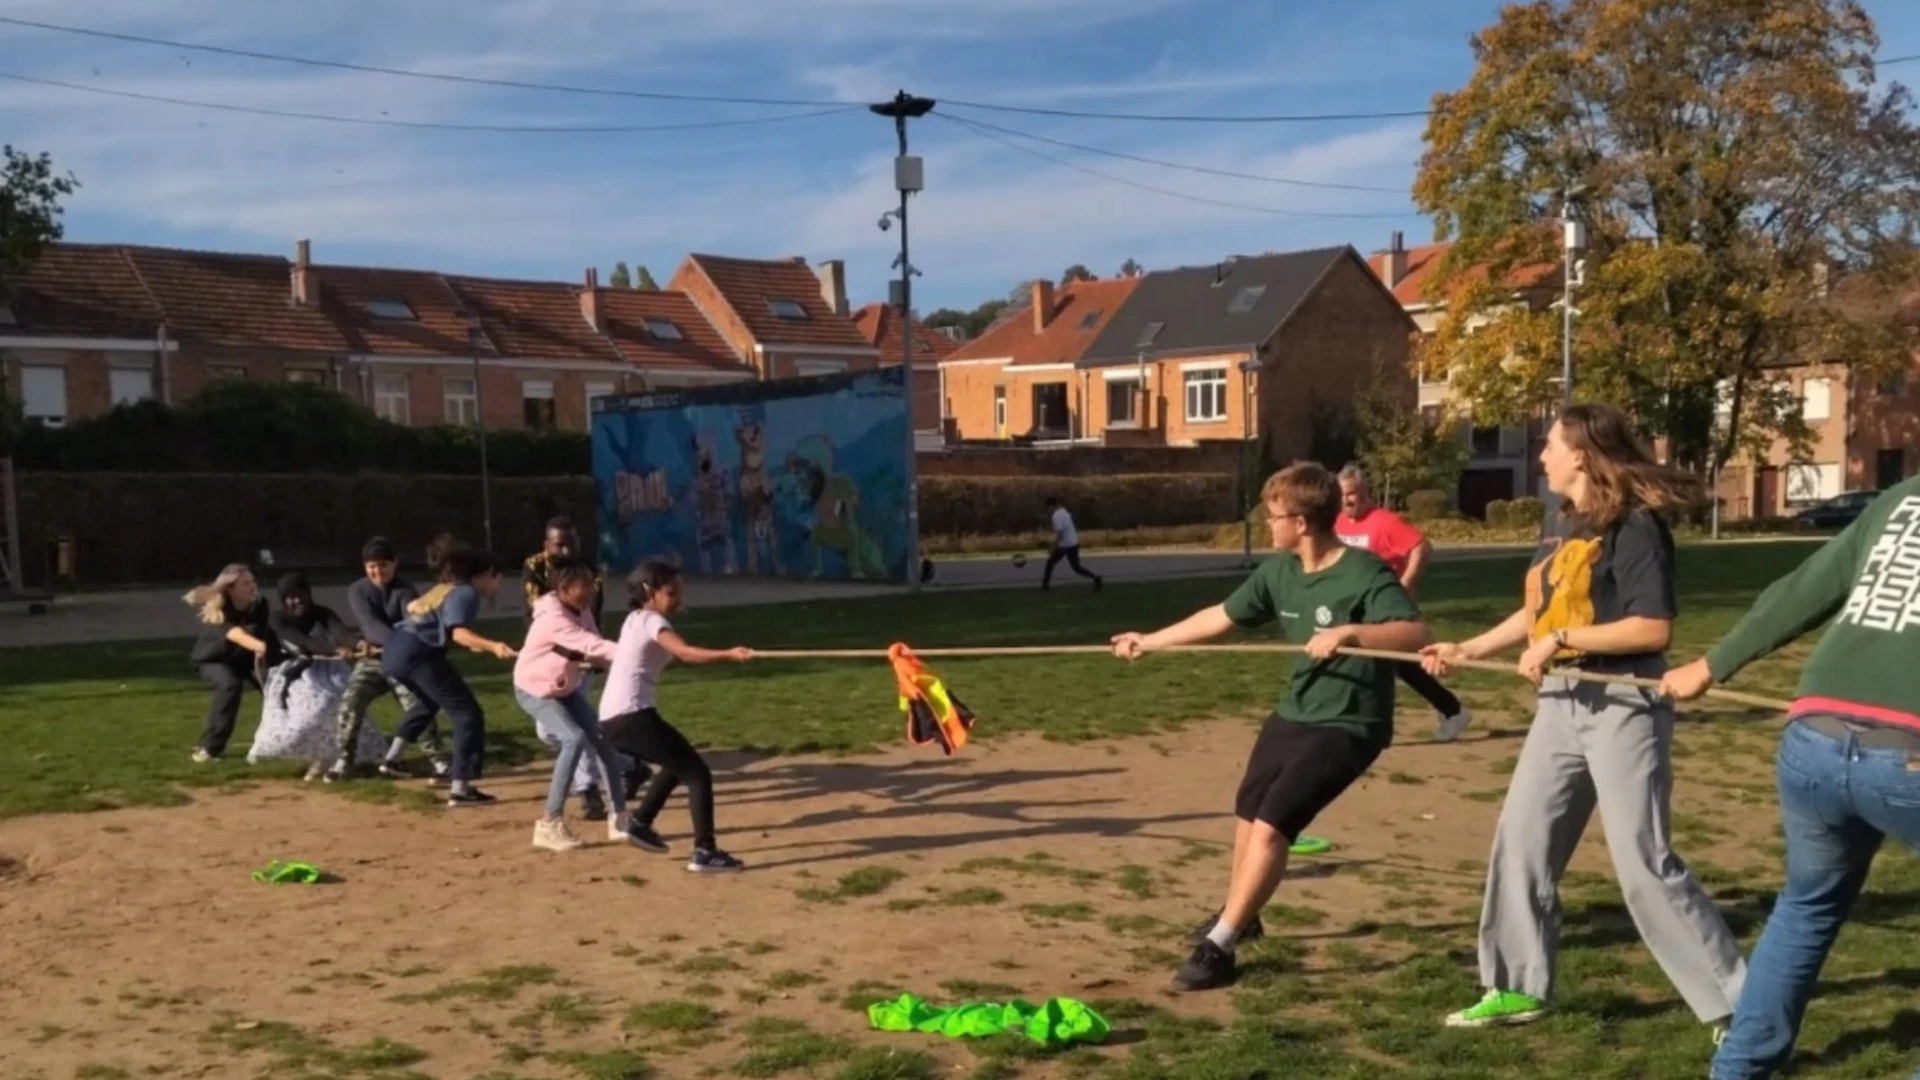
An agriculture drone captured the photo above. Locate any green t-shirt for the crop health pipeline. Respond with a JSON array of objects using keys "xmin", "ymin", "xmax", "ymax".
[{"xmin": 1221, "ymin": 548, "xmax": 1420, "ymax": 747}]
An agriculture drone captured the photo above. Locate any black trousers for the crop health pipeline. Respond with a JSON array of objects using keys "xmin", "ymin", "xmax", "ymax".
[
  {"xmin": 1043, "ymin": 545, "xmax": 1099, "ymax": 588},
  {"xmin": 1395, "ymin": 660, "xmax": 1462, "ymax": 717},
  {"xmin": 602, "ymin": 708, "xmax": 715, "ymax": 850},
  {"xmin": 390, "ymin": 652, "xmax": 486, "ymax": 782},
  {"xmin": 197, "ymin": 659, "xmax": 259, "ymax": 756}
]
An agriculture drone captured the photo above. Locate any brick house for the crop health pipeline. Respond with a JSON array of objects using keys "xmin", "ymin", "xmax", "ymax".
[
  {"xmin": 851, "ymin": 302, "xmax": 959, "ymax": 436},
  {"xmin": 668, "ymin": 254, "xmax": 879, "ymax": 381},
  {"xmin": 938, "ymin": 277, "xmax": 1139, "ymax": 442},
  {"xmin": 1370, "ymin": 232, "xmax": 1560, "ymax": 517},
  {"xmin": 1072, "ymin": 247, "xmax": 1417, "ymax": 463}
]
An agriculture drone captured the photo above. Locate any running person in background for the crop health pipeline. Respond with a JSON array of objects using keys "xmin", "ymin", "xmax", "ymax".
[
  {"xmin": 1111, "ymin": 462, "xmax": 1430, "ymax": 991},
  {"xmin": 185, "ymin": 564, "xmax": 275, "ymax": 763},
  {"xmin": 1042, "ymin": 496, "xmax": 1103, "ymax": 592},
  {"xmin": 330, "ymin": 538, "xmax": 447, "ymax": 784},
  {"xmin": 1336, "ymin": 464, "xmax": 1473, "ymax": 742},
  {"xmin": 599, "ymin": 560, "xmax": 754, "ymax": 873},
  {"xmin": 382, "ymin": 537, "xmax": 517, "ymax": 807},
  {"xmin": 1420, "ymin": 404, "xmax": 1744, "ymax": 1037},
  {"xmin": 1660, "ymin": 474, "xmax": 1920, "ymax": 1080}
]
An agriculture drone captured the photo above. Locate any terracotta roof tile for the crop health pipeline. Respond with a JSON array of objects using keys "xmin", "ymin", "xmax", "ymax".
[
  {"xmin": 1375, "ymin": 240, "xmax": 1557, "ymax": 308},
  {"xmin": 441, "ymin": 276, "xmax": 623, "ymax": 363},
  {"xmin": 945, "ymin": 278, "xmax": 1139, "ymax": 367},
  {"xmin": 683, "ymin": 254, "xmax": 872, "ymax": 350},
  {"xmin": 851, "ymin": 302, "xmax": 961, "ymax": 365},
  {"xmin": 597, "ymin": 289, "xmax": 752, "ymax": 373},
  {"xmin": 321, "ymin": 265, "xmax": 483, "ymax": 357},
  {"xmin": 2, "ymin": 243, "xmax": 162, "ymax": 338},
  {"xmin": 120, "ymin": 246, "xmax": 348, "ymax": 352}
]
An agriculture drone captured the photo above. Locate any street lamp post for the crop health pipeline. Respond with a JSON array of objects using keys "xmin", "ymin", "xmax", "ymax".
[
  {"xmin": 469, "ymin": 322, "xmax": 494, "ymax": 553},
  {"xmin": 1559, "ymin": 191, "xmax": 1587, "ymax": 411},
  {"xmin": 870, "ymin": 91, "xmax": 935, "ymax": 591}
]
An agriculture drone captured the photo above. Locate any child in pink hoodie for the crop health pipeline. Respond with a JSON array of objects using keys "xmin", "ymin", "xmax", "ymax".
[{"xmin": 513, "ymin": 557, "xmax": 644, "ymax": 853}]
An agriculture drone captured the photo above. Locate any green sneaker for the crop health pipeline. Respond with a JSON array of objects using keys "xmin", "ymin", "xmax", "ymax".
[{"xmin": 1444, "ymin": 989, "xmax": 1546, "ymax": 1028}]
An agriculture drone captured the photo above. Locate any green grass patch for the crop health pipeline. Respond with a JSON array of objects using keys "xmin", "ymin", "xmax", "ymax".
[
  {"xmin": 938, "ymin": 978, "xmax": 1023, "ymax": 1000},
  {"xmin": 392, "ymin": 964, "xmax": 558, "ymax": 1004},
  {"xmin": 763, "ymin": 970, "xmax": 823, "ymax": 991},
  {"xmin": 675, "ymin": 954, "xmax": 743, "ymax": 976},
  {"xmin": 546, "ymin": 1048, "xmax": 652, "ymax": 1080},
  {"xmin": 733, "ymin": 1018, "xmax": 852, "ymax": 1078},
  {"xmin": 511, "ymin": 993, "xmax": 603, "ymax": 1034},
  {"xmin": 941, "ymin": 886, "xmax": 1006, "ymax": 907},
  {"xmin": 828, "ymin": 1047, "xmax": 941, "ymax": 1080},
  {"xmin": 1114, "ymin": 864, "xmax": 1155, "ymax": 899},
  {"xmin": 622, "ymin": 1000, "xmax": 719, "ymax": 1033},
  {"xmin": 798, "ymin": 866, "xmax": 908, "ymax": 903},
  {"xmin": 1021, "ymin": 902, "xmax": 1096, "ymax": 922}
]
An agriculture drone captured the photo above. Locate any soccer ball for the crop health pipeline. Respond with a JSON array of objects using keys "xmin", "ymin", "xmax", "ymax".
[{"xmin": 1011, "ymin": 553, "xmax": 1028, "ymax": 568}]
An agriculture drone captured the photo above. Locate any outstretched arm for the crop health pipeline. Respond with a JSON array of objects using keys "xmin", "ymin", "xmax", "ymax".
[
  {"xmin": 1112, "ymin": 604, "xmax": 1236, "ymax": 659},
  {"xmin": 656, "ymin": 628, "xmax": 752, "ymax": 665}
]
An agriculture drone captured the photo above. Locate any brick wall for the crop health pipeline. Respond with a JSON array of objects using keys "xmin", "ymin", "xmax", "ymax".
[
  {"xmin": 14, "ymin": 471, "xmax": 597, "ymax": 586},
  {"xmin": 1260, "ymin": 255, "xmax": 1416, "ymax": 464},
  {"xmin": 344, "ymin": 362, "xmax": 638, "ymax": 432},
  {"xmin": 1846, "ymin": 353, "xmax": 1920, "ymax": 491},
  {"xmin": 1713, "ymin": 362, "xmax": 1854, "ymax": 518},
  {"xmin": 942, "ymin": 362, "xmax": 1007, "ymax": 439},
  {"xmin": 918, "ymin": 443, "xmax": 1241, "ymax": 476}
]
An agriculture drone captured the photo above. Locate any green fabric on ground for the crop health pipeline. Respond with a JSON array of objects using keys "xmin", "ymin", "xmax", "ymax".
[
  {"xmin": 867, "ymin": 994, "xmax": 1109, "ymax": 1048},
  {"xmin": 251, "ymin": 860, "xmax": 321, "ymax": 884}
]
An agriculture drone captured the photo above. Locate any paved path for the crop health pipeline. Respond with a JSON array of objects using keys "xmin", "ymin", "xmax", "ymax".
[{"xmin": 0, "ymin": 545, "xmax": 1535, "ymax": 649}]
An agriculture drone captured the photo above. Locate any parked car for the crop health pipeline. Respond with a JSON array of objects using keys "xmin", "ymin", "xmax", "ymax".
[{"xmin": 1792, "ymin": 489, "xmax": 1881, "ymax": 530}]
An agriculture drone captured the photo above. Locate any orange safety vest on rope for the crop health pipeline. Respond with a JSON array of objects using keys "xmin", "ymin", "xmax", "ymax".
[{"xmin": 889, "ymin": 643, "xmax": 976, "ymax": 755}]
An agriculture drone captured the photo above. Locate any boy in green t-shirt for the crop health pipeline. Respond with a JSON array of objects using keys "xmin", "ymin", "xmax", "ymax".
[{"xmin": 1112, "ymin": 462, "xmax": 1430, "ymax": 991}]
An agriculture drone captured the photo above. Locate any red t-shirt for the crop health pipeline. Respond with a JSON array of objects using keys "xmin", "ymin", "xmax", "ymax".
[{"xmin": 1335, "ymin": 507, "xmax": 1425, "ymax": 578}]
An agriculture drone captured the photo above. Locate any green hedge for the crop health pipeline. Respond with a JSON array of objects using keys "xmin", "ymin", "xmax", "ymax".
[
  {"xmin": 1483, "ymin": 498, "xmax": 1512, "ymax": 527},
  {"xmin": 12, "ymin": 381, "xmax": 590, "ymax": 476},
  {"xmin": 1507, "ymin": 496, "xmax": 1547, "ymax": 530},
  {"xmin": 919, "ymin": 473, "xmax": 1237, "ymax": 536},
  {"xmin": 1405, "ymin": 489, "xmax": 1451, "ymax": 523}
]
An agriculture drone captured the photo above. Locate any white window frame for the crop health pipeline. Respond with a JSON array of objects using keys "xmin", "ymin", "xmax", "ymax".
[
  {"xmin": 443, "ymin": 375, "xmax": 478, "ymax": 426},
  {"xmin": 585, "ymin": 380, "xmax": 616, "ymax": 420},
  {"xmin": 1183, "ymin": 368, "xmax": 1228, "ymax": 424},
  {"xmin": 373, "ymin": 374, "xmax": 410, "ymax": 424},
  {"xmin": 521, "ymin": 378, "xmax": 556, "ymax": 430},
  {"xmin": 992, "ymin": 385, "xmax": 1007, "ymax": 433},
  {"xmin": 1802, "ymin": 377, "xmax": 1832, "ymax": 422},
  {"xmin": 108, "ymin": 366, "xmax": 153, "ymax": 406},
  {"xmin": 1784, "ymin": 462, "xmax": 1840, "ymax": 505},
  {"xmin": 794, "ymin": 359, "xmax": 848, "ymax": 377},
  {"xmin": 20, "ymin": 364, "xmax": 67, "ymax": 426}
]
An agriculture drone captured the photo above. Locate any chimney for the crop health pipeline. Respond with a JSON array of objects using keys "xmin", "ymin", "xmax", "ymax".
[
  {"xmin": 1031, "ymin": 278, "xmax": 1055, "ymax": 334},
  {"xmin": 580, "ymin": 267, "xmax": 602, "ymax": 331},
  {"xmin": 1379, "ymin": 230, "xmax": 1408, "ymax": 289},
  {"xmin": 816, "ymin": 259, "xmax": 848, "ymax": 317},
  {"xmin": 290, "ymin": 238, "xmax": 314, "ymax": 307}
]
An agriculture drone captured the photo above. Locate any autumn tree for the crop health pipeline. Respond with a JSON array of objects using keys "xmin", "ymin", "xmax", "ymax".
[
  {"xmin": 0, "ymin": 146, "xmax": 78, "ymax": 454},
  {"xmin": 1119, "ymin": 257, "xmax": 1143, "ymax": 278},
  {"xmin": 1060, "ymin": 264, "xmax": 1096, "ymax": 285},
  {"xmin": 608, "ymin": 261, "xmax": 632, "ymax": 288},
  {"xmin": 1413, "ymin": 0, "xmax": 1920, "ymax": 477},
  {"xmin": 1352, "ymin": 374, "xmax": 1467, "ymax": 507},
  {"xmin": 634, "ymin": 265, "xmax": 660, "ymax": 291}
]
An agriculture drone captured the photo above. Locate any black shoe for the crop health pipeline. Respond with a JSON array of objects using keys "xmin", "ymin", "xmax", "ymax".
[
  {"xmin": 1184, "ymin": 911, "xmax": 1265, "ymax": 947},
  {"xmin": 1172, "ymin": 941, "xmax": 1237, "ymax": 992},
  {"xmin": 687, "ymin": 847, "xmax": 745, "ymax": 873},
  {"xmin": 446, "ymin": 788, "xmax": 497, "ymax": 808},
  {"xmin": 1094, "ymin": 576, "xmax": 1104, "ymax": 592},
  {"xmin": 624, "ymin": 822, "xmax": 670, "ymax": 854},
  {"xmin": 579, "ymin": 787, "xmax": 608, "ymax": 822}
]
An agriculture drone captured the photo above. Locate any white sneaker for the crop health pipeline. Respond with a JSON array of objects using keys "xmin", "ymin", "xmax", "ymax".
[
  {"xmin": 609, "ymin": 810, "xmax": 633, "ymax": 843},
  {"xmin": 302, "ymin": 761, "xmax": 326, "ymax": 782},
  {"xmin": 532, "ymin": 818, "xmax": 584, "ymax": 852},
  {"xmin": 190, "ymin": 748, "xmax": 215, "ymax": 764},
  {"xmin": 1434, "ymin": 708, "xmax": 1473, "ymax": 743}
]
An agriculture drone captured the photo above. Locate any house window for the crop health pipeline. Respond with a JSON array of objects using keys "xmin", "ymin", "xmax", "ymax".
[
  {"xmin": 363, "ymin": 299, "xmax": 416, "ymax": 320},
  {"xmin": 1879, "ymin": 370, "xmax": 1909, "ymax": 397},
  {"xmin": 794, "ymin": 359, "xmax": 848, "ymax": 377},
  {"xmin": 1419, "ymin": 404, "xmax": 1442, "ymax": 428},
  {"xmin": 1183, "ymin": 368, "xmax": 1227, "ymax": 423},
  {"xmin": 373, "ymin": 374, "xmax": 410, "ymax": 424},
  {"xmin": 286, "ymin": 368, "xmax": 326, "ymax": 385},
  {"xmin": 522, "ymin": 379, "xmax": 556, "ymax": 430},
  {"xmin": 1228, "ymin": 285, "xmax": 1267, "ymax": 314},
  {"xmin": 1471, "ymin": 426, "xmax": 1502, "ymax": 456},
  {"xmin": 1802, "ymin": 377, "xmax": 1832, "ymax": 421},
  {"xmin": 443, "ymin": 376, "xmax": 478, "ymax": 426},
  {"xmin": 1032, "ymin": 383, "xmax": 1069, "ymax": 435},
  {"xmin": 585, "ymin": 380, "xmax": 616, "ymax": 420},
  {"xmin": 206, "ymin": 364, "xmax": 247, "ymax": 382},
  {"xmin": 108, "ymin": 368, "xmax": 153, "ymax": 406},
  {"xmin": 1785, "ymin": 462, "xmax": 1840, "ymax": 505},
  {"xmin": 20, "ymin": 365, "xmax": 66, "ymax": 426},
  {"xmin": 1136, "ymin": 321, "xmax": 1166, "ymax": 349},
  {"xmin": 1876, "ymin": 447, "xmax": 1907, "ymax": 489},
  {"xmin": 767, "ymin": 298, "xmax": 809, "ymax": 321},
  {"xmin": 1419, "ymin": 363, "xmax": 1450, "ymax": 387},
  {"xmin": 992, "ymin": 385, "xmax": 1007, "ymax": 434},
  {"xmin": 1076, "ymin": 309, "xmax": 1103, "ymax": 331},
  {"xmin": 643, "ymin": 317, "xmax": 683, "ymax": 340},
  {"xmin": 1106, "ymin": 378, "xmax": 1140, "ymax": 428}
]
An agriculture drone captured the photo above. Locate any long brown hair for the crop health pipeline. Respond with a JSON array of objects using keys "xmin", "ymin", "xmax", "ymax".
[{"xmin": 1558, "ymin": 403, "xmax": 1702, "ymax": 529}]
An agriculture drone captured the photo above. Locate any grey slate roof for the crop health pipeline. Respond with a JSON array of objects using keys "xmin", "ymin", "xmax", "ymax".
[{"xmin": 1079, "ymin": 245, "xmax": 1355, "ymax": 365}]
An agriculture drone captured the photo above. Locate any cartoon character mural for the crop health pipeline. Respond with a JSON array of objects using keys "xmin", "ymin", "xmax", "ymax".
[{"xmin": 591, "ymin": 366, "xmax": 911, "ymax": 584}]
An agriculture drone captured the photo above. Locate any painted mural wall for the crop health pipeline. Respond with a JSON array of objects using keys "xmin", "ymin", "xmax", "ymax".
[{"xmin": 592, "ymin": 365, "xmax": 911, "ymax": 583}]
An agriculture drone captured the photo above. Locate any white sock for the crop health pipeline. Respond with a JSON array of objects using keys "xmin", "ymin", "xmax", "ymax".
[
  {"xmin": 385, "ymin": 738, "xmax": 406, "ymax": 762},
  {"xmin": 1206, "ymin": 919, "xmax": 1239, "ymax": 951},
  {"xmin": 451, "ymin": 780, "xmax": 471, "ymax": 796}
]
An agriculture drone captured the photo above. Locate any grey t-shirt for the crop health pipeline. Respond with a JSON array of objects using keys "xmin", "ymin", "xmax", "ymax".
[{"xmin": 1524, "ymin": 506, "xmax": 1676, "ymax": 677}]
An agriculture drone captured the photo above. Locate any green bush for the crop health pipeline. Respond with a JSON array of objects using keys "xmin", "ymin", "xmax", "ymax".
[
  {"xmin": 1405, "ymin": 489, "xmax": 1451, "ymax": 523},
  {"xmin": 1482, "ymin": 499, "xmax": 1512, "ymax": 528},
  {"xmin": 919, "ymin": 473, "xmax": 1236, "ymax": 536},
  {"xmin": 1507, "ymin": 496, "xmax": 1547, "ymax": 530}
]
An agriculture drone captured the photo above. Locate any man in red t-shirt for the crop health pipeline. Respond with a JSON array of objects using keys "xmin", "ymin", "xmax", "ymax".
[{"xmin": 1335, "ymin": 464, "xmax": 1472, "ymax": 742}]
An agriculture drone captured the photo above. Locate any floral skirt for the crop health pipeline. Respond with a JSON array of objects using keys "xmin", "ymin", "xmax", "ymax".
[{"xmin": 248, "ymin": 659, "xmax": 384, "ymax": 765}]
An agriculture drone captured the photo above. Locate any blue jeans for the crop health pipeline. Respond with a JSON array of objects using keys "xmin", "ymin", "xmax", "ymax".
[
  {"xmin": 1711, "ymin": 719, "xmax": 1920, "ymax": 1080},
  {"xmin": 515, "ymin": 686, "xmax": 625, "ymax": 819}
]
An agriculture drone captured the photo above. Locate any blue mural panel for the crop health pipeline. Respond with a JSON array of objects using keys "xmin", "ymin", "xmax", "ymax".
[{"xmin": 592, "ymin": 365, "xmax": 910, "ymax": 584}]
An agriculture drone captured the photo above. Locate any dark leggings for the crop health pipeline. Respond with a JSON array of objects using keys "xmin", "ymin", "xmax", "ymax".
[
  {"xmin": 602, "ymin": 708, "xmax": 715, "ymax": 850},
  {"xmin": 1395, "ymin": 660, "xmax": 1462, "ymax": 717},
  {"xmin": 390, "ymin": 652, "xmax": 486, "ymax": 782},
  {"xmin": 1042, "ymin": 545, "xmax": 1098, "ymax": 588},
  {"xmin": 197, "ymin": 659, "xmax": 259, "ymax": 756}
]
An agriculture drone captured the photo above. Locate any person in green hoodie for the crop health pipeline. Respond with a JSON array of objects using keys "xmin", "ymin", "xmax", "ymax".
[{"xmin": 1662, "ymin": 475, "xmax": 1920, "ymax": 1080}]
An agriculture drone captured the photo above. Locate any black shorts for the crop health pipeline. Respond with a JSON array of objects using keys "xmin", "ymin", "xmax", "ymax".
[{"xmin": 1233, "ymin": 715, "xmax": 1380, "ymax": 840}]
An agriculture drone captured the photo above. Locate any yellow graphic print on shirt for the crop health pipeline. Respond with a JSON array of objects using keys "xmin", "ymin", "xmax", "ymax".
[{"xmin": 1525, "ymin": 536, "xmax": 1604, "ymax": 659}]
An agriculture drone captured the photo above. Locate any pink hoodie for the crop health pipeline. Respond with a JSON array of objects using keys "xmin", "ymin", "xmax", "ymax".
[{"xmin": 514, "ymin": 594, "xmax": 618, "ymax": 699}]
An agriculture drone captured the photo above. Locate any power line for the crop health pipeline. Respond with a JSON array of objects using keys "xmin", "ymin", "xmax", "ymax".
[
  {"xmin": 934, "ymin": 111, "xmax": 1413, "ymax": 220},
  {"xmin": 0, "ymin": 71, "xmax": 854, "ymax": 132},
  {"xmin": 0, "ymin": 14, "xmax": 849, "ymax": 108},
  {"xmin": 940, "ymin": 96, "xmax": 1429, "ymax": 124},
  {"xmin": 936, "ymin": 109, "xmax": 1408, "ymax": 193}
]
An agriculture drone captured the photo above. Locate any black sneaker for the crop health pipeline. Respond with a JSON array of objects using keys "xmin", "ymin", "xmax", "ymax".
[
  {"xmin": 579, "ymin": 787, "xmax": 608, "ymax": 822},
  {"xmin": 1172, "ymin": 941, "xmax": 1237, "ymax": 992},
  {"xmin": 446, "ymin": 788, "xmax": 498, "ymax": 808},
  {"xmin": 377, "ymin": 759, "xmax": 410, "ymax": 779},
  {"xmin": 687, "ymin": 848, "xmax": 745, "ymax": 874},
  {"xmin": 1184, "ymin": 911, "xmax": 1265, "ymax": 947},
  {"xmin": 624, "ymin": 822, "xmax": 670, "ymax": 854}
]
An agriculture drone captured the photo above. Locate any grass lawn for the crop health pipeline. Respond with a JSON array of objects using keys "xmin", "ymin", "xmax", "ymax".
[{"xmin": 5, "ymin": 538, "xmax": 1918, "ymax": 1080}]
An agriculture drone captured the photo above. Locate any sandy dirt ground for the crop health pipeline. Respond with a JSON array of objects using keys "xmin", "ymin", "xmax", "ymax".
[{"xmin": 0, "ymin": 712, "xmax": 1779, "ymax": 1080}]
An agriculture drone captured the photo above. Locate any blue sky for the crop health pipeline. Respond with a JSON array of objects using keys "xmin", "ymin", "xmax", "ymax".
[{"xmin": 1, "ymin": 0, "xmax": 1916, "ymax": 313}]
